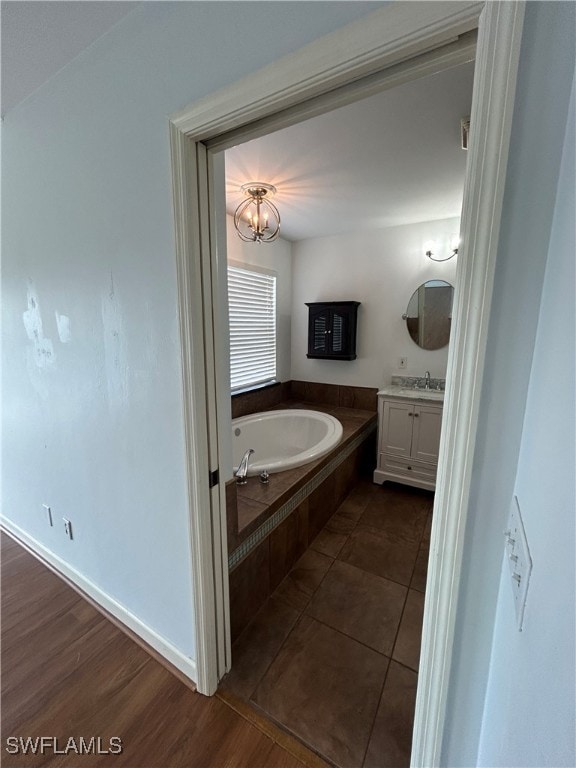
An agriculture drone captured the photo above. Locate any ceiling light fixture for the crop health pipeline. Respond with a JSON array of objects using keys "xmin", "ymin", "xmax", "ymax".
[
  {"xmin": 234, "ymin": 183, "xmax": 280, "ymax": 243},
  {"xmin": 425, "ymin": 235, "xmax": 459, "ymax": 262}
]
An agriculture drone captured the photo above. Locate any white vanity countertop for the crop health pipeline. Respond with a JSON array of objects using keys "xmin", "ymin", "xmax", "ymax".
[{"xmin": 377, "ymin": 385, "xmax": 445, "ymax": 403}]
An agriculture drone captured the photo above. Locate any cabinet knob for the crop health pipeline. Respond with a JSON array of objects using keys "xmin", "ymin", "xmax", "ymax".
[
  {"xmin": 414, "ymin": 413, "xmax": 419, "ymax": 417},
  {"xmin": 407, "ymin": 466, "xmax": 412, "ymax": 470},
  {"xmin": 408, "ymin": 412, "xmax": 413, "ymax": 417}
]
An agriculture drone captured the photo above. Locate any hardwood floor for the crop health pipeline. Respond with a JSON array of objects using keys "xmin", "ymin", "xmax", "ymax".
[{"xmin": 0, "ymin": 533, "xmax": 323, "ymax": 768}]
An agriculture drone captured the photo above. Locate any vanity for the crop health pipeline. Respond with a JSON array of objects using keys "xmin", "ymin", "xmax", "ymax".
[
  {"xmin": 373, "ymin": 384, "xmax": 444, "ymax": 491},
  {"xmin": 373, "ymin": 275, "xmax": 453, "ymax": 490}
]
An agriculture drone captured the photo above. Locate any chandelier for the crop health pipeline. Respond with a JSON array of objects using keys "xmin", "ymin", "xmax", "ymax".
[{"xmin": 234, "ymin": 183, "xmax": 280, "ymax": 243}]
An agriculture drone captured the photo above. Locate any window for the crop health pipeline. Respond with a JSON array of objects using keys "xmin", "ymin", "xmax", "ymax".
[{"xmin": 227, "ymin": 264, "xmax": 277, "ymax": 391}]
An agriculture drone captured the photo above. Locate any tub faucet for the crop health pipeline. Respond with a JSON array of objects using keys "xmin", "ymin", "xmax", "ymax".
[
  {"xmin": 235, "ymin": 448, "xmax": 254, "ymax": 485},
  {"xmin": 424, "ymin": 371, "xmax": 431, "ymax": 390}
]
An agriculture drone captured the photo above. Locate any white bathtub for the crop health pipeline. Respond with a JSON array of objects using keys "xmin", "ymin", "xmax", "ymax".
[{"xmin": 232, "ymin": 409, "xmax": 343, "ymax": 476}]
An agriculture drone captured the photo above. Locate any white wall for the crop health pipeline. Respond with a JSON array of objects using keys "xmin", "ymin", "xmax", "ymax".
[
  {"xmin": 477, "ymin": 72, "xmax": 575, "ymax": 768},
  {"xmin": 225, "ymin": 215, "xmax": 292, "ymax": 383},
  {"xmin": 291, "ymin": 218, "xmax": 459, "ymax": 387},
  {"xmin": 1, "ymin": 1, "xmax": 383, "ymax": 670},
  {"xmin": 441, "ymin": 3, "xmax": 576, "ymax": 763}
]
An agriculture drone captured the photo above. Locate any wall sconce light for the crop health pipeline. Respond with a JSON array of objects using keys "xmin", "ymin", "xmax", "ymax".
[
  {"xmin": 425, "ymin": 234, "xmax": 459, "ymax": 262},
  {"xmin": 234, "ymin": 183, "xmax": 281, "ymax": 243}
]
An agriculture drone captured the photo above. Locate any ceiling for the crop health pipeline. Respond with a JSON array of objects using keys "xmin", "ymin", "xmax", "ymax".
[
  {"xmin": 225, "ymin": 61, "xmax": 475, "ymax": 242},
  {"xmin": 2, "ymin": 2, "xmax": 474, "ymax": 241},
  {"xmin": 1, "ymin": 1, "xmax": 138, "ymax": 116}
]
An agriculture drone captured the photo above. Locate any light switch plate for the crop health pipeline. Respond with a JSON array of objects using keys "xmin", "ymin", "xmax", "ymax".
[{"xmin": 505, "ymin": 496, "xmax": 532, "ymax": 631}]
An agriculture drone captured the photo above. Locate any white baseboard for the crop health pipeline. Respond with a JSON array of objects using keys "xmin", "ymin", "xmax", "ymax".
[{"xmin": 1, "ymin": 517, "xmax": 197, "ymax": 685}]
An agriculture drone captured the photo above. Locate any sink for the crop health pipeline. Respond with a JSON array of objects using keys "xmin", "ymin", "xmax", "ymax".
[
  {"xmin": 378, "ymin": 383, "xmax": 445, "ymax": 401},
  {"xmin": 397, "ymin": 386, "xmax": 444, "ymax": 400}
]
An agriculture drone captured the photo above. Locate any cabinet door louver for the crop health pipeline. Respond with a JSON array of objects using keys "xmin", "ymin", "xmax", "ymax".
[
  {"xmin": 313, "ymin": 313, "xmax": 327, "ymax": 352},
  {"xmin": 332, "ymin": 312, "xmax": 345, "ymax": 352}
]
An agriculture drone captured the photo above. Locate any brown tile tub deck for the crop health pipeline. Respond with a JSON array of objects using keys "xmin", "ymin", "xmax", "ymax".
[{"xmin": 227, "ymin": 401, "xmax": 377, "ymax": 641}]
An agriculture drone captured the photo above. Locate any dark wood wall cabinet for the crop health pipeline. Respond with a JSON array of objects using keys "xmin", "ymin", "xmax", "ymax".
[{"xmin": 306, "ymin": 301, "xmax": 360, "ymax": 360}]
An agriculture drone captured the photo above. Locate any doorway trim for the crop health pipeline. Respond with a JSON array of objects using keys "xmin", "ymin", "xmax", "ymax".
[{"xmin": 168, "ymin": 1, "xmax": 525, "ymax": 764}]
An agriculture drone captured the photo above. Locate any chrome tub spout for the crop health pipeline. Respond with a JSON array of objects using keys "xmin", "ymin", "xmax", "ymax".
[{"xmin": 235, "ymin": 448, "xmax": 254, "ymax": 485}]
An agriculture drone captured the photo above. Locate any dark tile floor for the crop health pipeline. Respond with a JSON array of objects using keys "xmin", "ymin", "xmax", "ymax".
[{"xmin": 221, "ymin": 479, "xmax": 433, "ymax": 768}]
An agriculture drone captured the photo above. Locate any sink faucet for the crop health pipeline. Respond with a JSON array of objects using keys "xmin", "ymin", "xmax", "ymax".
[
  {"xmin": 235, "ymin": 448, "xmax": 254, "ymax": 485},
  {"xmin": 424, "ymin": 371, "xmax": 431, "ymax": 390}
]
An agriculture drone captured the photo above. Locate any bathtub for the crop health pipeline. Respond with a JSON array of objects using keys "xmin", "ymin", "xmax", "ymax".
[{"xmin": 232, "ymin": 409, "xmax": 343, "ymax": 476}]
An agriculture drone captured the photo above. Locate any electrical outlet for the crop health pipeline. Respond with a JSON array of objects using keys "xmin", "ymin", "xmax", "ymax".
[
  {"xmin": 398, "ymin": 357, "xmax": 407, "ymax": 369},
  {"xmin": 63, "ymin": 518, "xmax": 73, "ymax": 540},
  {"xmin": 42, "ymin": 504, "xmax": 53, "ymax": 526}
]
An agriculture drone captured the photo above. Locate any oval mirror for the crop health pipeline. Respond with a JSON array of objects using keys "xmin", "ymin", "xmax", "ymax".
[{"xmin": 404, "ymin": 280, "xmax": 454, "ymax": 350}]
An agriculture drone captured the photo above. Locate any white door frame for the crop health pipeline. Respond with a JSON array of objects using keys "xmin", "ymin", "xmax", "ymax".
[{"xmin": 168, "ymin": 2, "xmax": 525, "ymax": 764}]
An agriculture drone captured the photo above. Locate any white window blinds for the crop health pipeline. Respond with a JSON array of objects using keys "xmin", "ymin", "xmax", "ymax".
[{"xmin": 228, "ymin": 264, "xmax": 277, "ymax": 391}]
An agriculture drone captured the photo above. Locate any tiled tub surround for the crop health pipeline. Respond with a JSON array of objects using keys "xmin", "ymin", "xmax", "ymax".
[
  {"xmin": 227, "ymin": 403, "xmax": 377, "ymax": 641},
  {"xmin": 232, "ymin": 380, "xmax": 378, "ymax": 419},
  {"xmin": 222, "ymin": 479, "xmax": 432, "ymax": 768},
  {"xmin": 229, "ymin": 405, "xmax": 376, "ymax": 548},
  {"xmin": 231, "ymin": 381, "xmax": 292, "ymax": 419}
]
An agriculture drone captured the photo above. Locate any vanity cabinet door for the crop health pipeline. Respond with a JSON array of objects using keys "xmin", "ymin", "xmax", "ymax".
[
  {"xmin": 380, "ymin": 401, "xmax": 414, "ymax": 457},
  {"xmin": 411, "ymin": 404, "xmax": 443, "ymax": 463}
]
